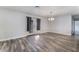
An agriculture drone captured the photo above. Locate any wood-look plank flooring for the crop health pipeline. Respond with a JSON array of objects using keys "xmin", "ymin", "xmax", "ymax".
[{"xmin": 0, "ymin": 32, "xmax": 79, "ymax": 52}]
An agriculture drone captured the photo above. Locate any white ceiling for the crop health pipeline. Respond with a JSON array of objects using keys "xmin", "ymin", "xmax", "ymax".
[{"xmin": 1, "ymin": 6, "xmax": 79, "ymax": 17}]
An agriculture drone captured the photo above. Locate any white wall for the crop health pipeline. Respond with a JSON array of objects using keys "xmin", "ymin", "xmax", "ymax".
[
  {"xmin": 0, "ymin": 8, "xmax": 48, "ymax": 40},
  {"xmin": 32, "ymin": 17, "xmax": 48, "ymax": 34},
  {"xmin": 49, "ymin": 15, "xmax": 72, "ymax": 35},
  {"xmin": 0, "ymin": 8, "xmax": 72, "ymax": 41}
]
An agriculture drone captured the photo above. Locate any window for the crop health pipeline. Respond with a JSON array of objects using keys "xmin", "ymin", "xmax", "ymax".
[{"xmin": 37, "ymin": 18, "xmax": 41, "ymax": 30}]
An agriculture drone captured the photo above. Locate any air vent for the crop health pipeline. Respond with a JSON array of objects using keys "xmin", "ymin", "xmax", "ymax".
[{"xmin": 35, "ymin": 6, "xmax": 40, "ymax": 8}]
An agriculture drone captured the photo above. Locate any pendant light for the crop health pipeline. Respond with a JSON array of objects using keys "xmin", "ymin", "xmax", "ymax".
[{"xmin": 48, "ymin": 11, "xmax": 55, "ymax": 21}]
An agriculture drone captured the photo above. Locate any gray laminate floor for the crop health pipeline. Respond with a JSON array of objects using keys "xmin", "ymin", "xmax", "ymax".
[{"xmin": 0, "ymin": 32, "xmax": 79, "ymax": 52}]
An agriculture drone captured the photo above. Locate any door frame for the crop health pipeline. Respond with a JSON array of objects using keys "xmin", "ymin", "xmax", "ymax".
[{"xmin": 72, "ymin": 16, "xmax": 79, "ymax": 35}]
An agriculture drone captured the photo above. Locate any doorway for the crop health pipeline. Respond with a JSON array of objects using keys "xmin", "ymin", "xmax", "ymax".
[{"xmin": 72, "ymin": 16, "xmax": 79, "ymax": 36}]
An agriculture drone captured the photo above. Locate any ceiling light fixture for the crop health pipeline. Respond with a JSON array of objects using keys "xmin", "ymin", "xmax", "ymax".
[{"xmin": 48, "ymin": 11, "xmax": 55, "ymax": 21}]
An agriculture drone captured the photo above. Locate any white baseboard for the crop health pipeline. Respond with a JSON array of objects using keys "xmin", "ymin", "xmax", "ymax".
[
  {"xmin": 0, "ymin": 34, "xmax": 27, "ymax": 41},
  {"xmin": 0, "ymin": 31, "xmax": 71, "ymax": 41},
  {"xmin": 0, "ymin": 32, "xmax": 47, "ymax": 41},
  {"xmin": 49, "ymin": 32, "xmax": 71, "ymax": 36}
]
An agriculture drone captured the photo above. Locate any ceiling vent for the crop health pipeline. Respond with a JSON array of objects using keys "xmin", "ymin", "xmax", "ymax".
[{"xmin": 35, "ymin": 6, "xmax": 40, "ymax": 8}]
